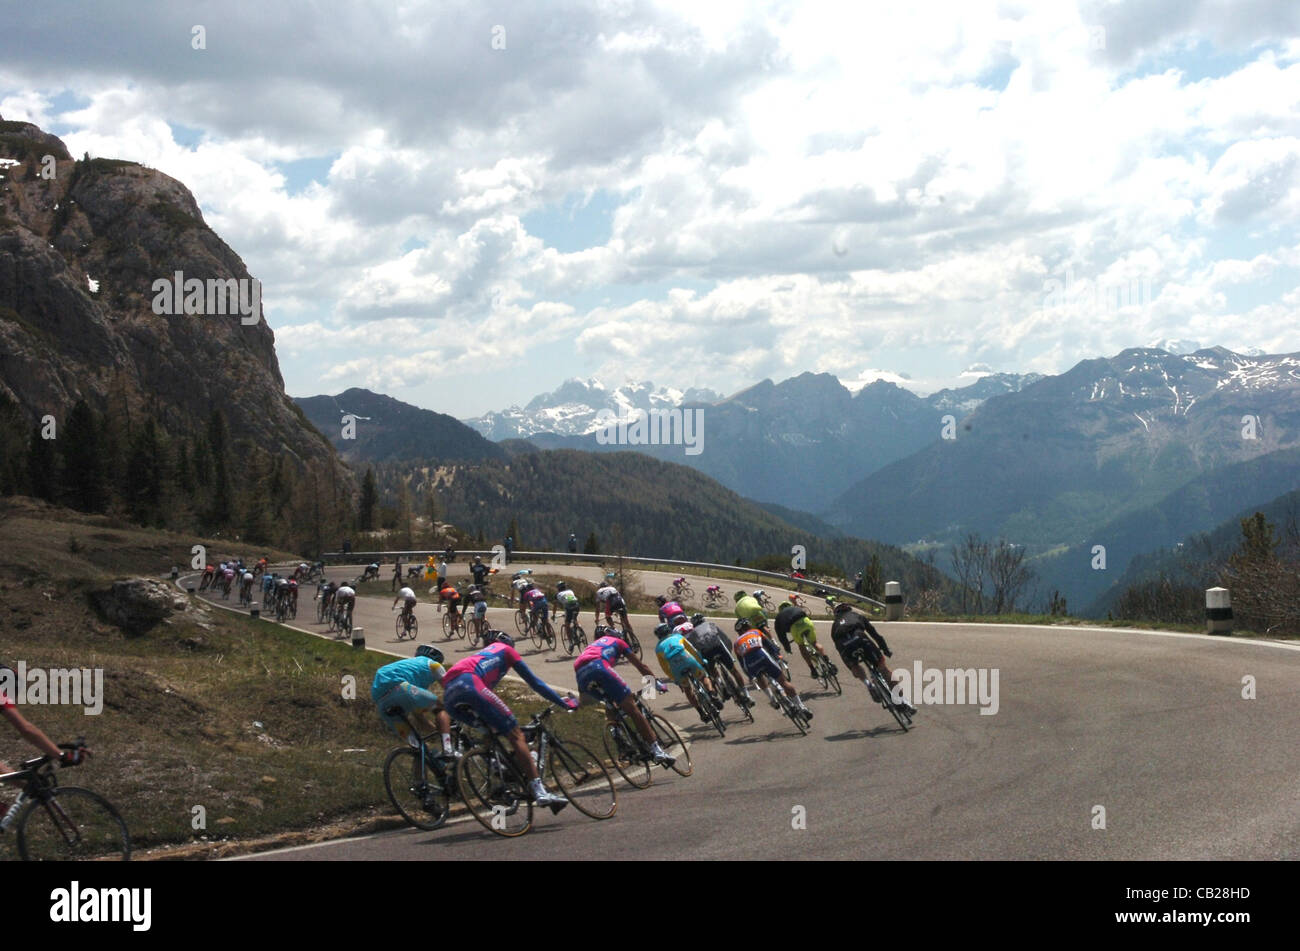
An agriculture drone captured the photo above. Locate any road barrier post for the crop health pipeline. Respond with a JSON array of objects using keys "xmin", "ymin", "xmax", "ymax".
[
  {"xmin": 885, "ymin": 581, "xmax": 903, "ymax": 621},
  {"xmin": 250, "ymin": 603, "xmax": 260, "ymax": 619},
  {"xmin": 1206, "ymin": 587, "xmax": 1232, "ymax": 635},
  {"xmin": 186, "ymin": 586, "xmax": 196, "ymax": 594},
  {"xmin": 352, "ymin": 628, "xmax": 365, "ymax": 649}
]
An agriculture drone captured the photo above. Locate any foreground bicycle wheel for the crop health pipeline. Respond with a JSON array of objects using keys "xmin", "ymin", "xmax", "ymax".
[
  {"xmin": 602, "ymin": 719, "xmax": 653, "ymax": 789},
  {"xmin": 16, "ymin": 787, "xmax": 131, "ymax": 861},
  {"xmin": 648, "ymin": 714, "xmax": 693, "ymax": 777},
  {"xmin": 548, "ymin": 741, "xmax": 616, "ymax": 819},
  {"xmin": 383, "ymin": 747, "xmax": 449, "ymax": 830},
  {"xmin": 873, "ymin": 668, "xmax": 911, "ymax": 732},
  {"xmin": 777, "ymin": 692, "xmax": 810, "ymax": 736},
  {"xmin": 457, "ymin": 749, "xmax": 533, "ymax": 837}
]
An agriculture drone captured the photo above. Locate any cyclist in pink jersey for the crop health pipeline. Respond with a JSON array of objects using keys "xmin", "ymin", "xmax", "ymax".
[
  {"xmin": 573, "ymin": 630, "xmax": 675, "ymax": 767},
  {"xmin": 441, "ymin": 633, "xmax": 577, "ymax": 811}
]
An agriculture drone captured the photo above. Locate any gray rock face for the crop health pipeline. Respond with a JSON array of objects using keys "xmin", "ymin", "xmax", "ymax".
[
  {"xmin": 90, "ymin": 578, "xmax": 176, "ymax": 633},
  {"xmin": 0, "ymin": 114, "xmax": 351, "ymax": 498}
]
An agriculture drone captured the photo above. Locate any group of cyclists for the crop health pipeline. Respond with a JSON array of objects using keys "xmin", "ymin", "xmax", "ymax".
[{"xmin": 364, "ymin": 566, "xmax": 918, "ymax": 824}]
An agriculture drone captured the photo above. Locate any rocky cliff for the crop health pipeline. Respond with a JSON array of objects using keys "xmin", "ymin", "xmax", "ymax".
[{"xmin": 0, "ymin": 115, "xmax": 352, "ymax": 502}]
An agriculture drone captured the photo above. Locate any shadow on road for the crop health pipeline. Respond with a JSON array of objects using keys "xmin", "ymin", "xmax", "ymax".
[{"xmin": 823, "ymin": 726, "xmax": 903, "ymax": 741}]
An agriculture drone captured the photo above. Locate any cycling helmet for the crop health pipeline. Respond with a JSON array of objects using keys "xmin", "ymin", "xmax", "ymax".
[
  {"xmin": 493, "ymin": 632, "xmax": 515, "ymax": 647},
  {"xmin": 474, "ymin": 556, "xmax": 482, "ymax": 563},
  {"xmin": 415, "ymin": 644, "xmax": 445, "ymax": 663},
  {"xmin": 556, "ymin": 581, "xmax": 568, "ymax": 591},
  {"xmin": 788, "ymin": 594, "xmax": 799, "ymax": 602},
  {"xmin": 733, "ymin": 590, "xmax": 745, "ymax": 601},
  {"xmin": 833, "ymin": 601, "xmax": 853, "ymax": 614},
  {"xmin": 653, "ymin": 623, "xmax": 671, "ymax": 640},
  {"xmin": 674, "ymin": 621, "xmax": 695, "ymax": 637},
  {"xmin": 690, "ymin": 613, "xmax": 705, "ymax": 626},
  {"xmin": 654, "ymin": 595, "xmax": 667, "ymax": 606},
  {"xmin": 752, "ymin": 589, "xmax": 764, "ymax": 598},
  {"xmin": 733, "ymin": 617, "xmax": 752, "ymax": 634},
  {"xmin": 605, "ymin": 572, "xmax": 616, "ymax": 580}
]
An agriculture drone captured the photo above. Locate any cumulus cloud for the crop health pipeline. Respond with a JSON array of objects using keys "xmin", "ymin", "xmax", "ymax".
[{"xmin": 2, "ymin": 0, "xmax": 1298, "ymax": 414}]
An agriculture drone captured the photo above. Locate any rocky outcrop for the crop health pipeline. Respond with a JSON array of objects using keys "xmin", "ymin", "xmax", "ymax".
[
  {"xmin": 0, "ymin": 114, "xmax": 350, "ymax": 496},
  {"xmin": 90, "ymin": 578, "xmax": 176, "ymax": 633}
]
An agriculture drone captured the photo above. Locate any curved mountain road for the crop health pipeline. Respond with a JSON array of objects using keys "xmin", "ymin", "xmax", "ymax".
[{"xmin": 184, "ymin": 562, "xmax": 1300, "ymax": 860}]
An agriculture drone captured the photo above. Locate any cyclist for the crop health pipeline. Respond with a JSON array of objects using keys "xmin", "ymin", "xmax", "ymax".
[
  {"xmin": 335, "ymin": 582, "xmax": 357, "ymax": 628},
  {"xmin": 441, "ymin": 633, "xmax": 577, "ymax": 811},
  {"xmin": 363, "ymin": 562, "xmax": 380, "ymax": 582},
  {"xmin": 436, "ymin": 558, "xmax": 448, "ymax": 590},
  {"xmin": 653, "ymin": 622, "xmax": 716, "ymax": 724},
  {"xmin": 776, "ymin": 601, "xmax": 834, "ymax": 680},
  {"xmin": 261, "ymin": 569, "xmax": 275, "ymax": 603},
  {"xmin": 573, "ymin": 629, "xmax": 675, "ymax": 767},
  {"xmin": 392, "ymin": 585, "xmax": 418, "ymax": 630},
  {"xmin": 655, "ymin": 596, "xmax": 686, "ymax": 628},
  {"xmin": 704, "ymin": 583, "xmax": 722, "ymax": 600},
  {"xmin": 391, "ymin": 561, "xmax": 403, "ymax": 592},
  {"xmin": 286, "ymin": 577, "xmax": 299, "ymax": 615},
  {"xmin": 734, "ymin": 589, "xmax": 767, "ymax": 633},
  {"xmin": 200, "ymin": 563, "xmax": 216, "ymax": 591},
  {"xmin": 829, "ymin": 602, "xmax": 917, "ymax": 716},
  {"xmin": 274, "ymin": 575, "xmax": 291, "ymax": 614},
  {"xmin": 521, "ymin": 582, "xmax": 548, "ymax": 635},
  {"xmin": 240, "ymin": 569, "xmax": 255, "ymax": 603},
  {"xmin": 467, "ymin": 585, "xmax": 489, "ymax": 633},
  {"xmin": 553, "ymin": 581, "xmax": 581, "ymax": 633},
  {"xmin": 372, "ymin": 644, "xmax": 458, "ymax": 757},
  {"xmin": 438, "ymin": 582, "xmax": 463, "ymax": 632},
  {"xmin": 220, "ymin": 564, "xmax": 236, "ymax": 597},
  {"xmin": 685, "ymin": 613, "xmax": 751, "ymax": 707},
  {"xmin": 595, "ymin": 578, "xmax": 631, "ymax": 632},
  {"xmin": 318, "ymin": 578, "xmax": 337, "ymax": 618},
  {"xmin": 0, "ymin": 670, "xmax": 87, "ymax": 774},
  {"xmin": 733, "ymin": 619, "xmax": 813, "ymax": 719},
  {"xmin": 511, "ymin": 570, "xmax": 531, "ymax": 605}
]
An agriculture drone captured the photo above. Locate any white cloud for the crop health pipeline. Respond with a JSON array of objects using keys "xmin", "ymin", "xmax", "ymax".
[{"xmin": 2, "ymin": 0, "xmax": 1298, "ymax": 415}]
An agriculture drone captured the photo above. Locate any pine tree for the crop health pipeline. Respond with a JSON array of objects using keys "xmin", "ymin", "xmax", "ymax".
[
  {"xmin": 358, "ymin": 468, "xmax": 378, "ymax": 530},
  {"xmin": 174, "ymin": 439, "xmax": 195, "ymax": 494},
  {"xmin": 584, "ymin": 531, "xmax": 600, "ymax": 554},
  {"xmin": 60, "ymin": 399, "xmax": 107, "ymax": 512},
  {"xmin": 125, "ymin": 418, "xmax": 162, "ymax": 523},
  {"xmin": 26, "ymin": 420, "xmax": 57, "ymax": 501}
]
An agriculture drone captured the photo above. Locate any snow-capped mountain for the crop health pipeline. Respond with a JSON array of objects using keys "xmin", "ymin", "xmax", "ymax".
[{"xmin": 465, "ymin": 378, "xmax": 722, "ymax": 439}]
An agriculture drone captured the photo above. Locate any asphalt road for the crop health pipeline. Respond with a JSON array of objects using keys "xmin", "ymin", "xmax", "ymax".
[{"xmin": 183, "ymin": 563, "xmax": 1300, "ymax": 860}]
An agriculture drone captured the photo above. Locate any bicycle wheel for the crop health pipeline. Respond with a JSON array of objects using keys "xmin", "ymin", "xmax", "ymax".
[
  {"xmin": 457, "ymin": 747, "xmax": 533, "ymax": 837},
  {"xmin": 602, "ymin": 717, "xmax": 652, "ymax": 789},
  {"xmin": 529, "ymin": 617, "xmax": 545, "ymax": 649},
  {"xmin": 454, "ymin": 614, "xmax": 467, "ymax": 640},
  {"xmin": 16, "ymin": 786, "xmax": 131, "ymax": 861},
  {"xmin": 382, "ymin": 747, "xmax": 449, "ymax": 830},
  {"xmin": 622, "ymin": 628, "xmax": 642, "ymax": 659},
  {"xmin": 573, "ymin": 622, "xmax": 588, "ymax": 651},
  {"xmin": 718, "ymin": 665, "xmax": 754, "ymax": 723},
  {"xmin": 514, "ymin": 609, "xmax": 527, "ymax": 636},
  {"xmin": 442, "ymin": 613, "xmax": 452, "ymax": 640},
  {"xmin": 779, "ymin": 693, "xmax": 810, "ymax": 736},
  {"xmin": 541, "ymin": 619, "xmax": 556, "ymax": 650},
  {"xmin": 822, "ymin": 658, "xmax": 842, "ymax": 696},
  {"xmin": 547, "ymin": 739, "xmax": 616, "ymax": 819},
  {"xmin": 649, "ymin": 713, "xmax": 693, "ymax": 777},
  {"xmin": 874, "ymin": 668, "xmax": 910, "ymax": 731},
  {"xmin": 690, "ymin": 676, "xmax": 726, "ymax": 737}
]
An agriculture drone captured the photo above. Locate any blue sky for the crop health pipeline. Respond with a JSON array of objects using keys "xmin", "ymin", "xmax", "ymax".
[{"xmin": 1, "ymin": 0, "xmax": 1298, "ymax": 418}]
